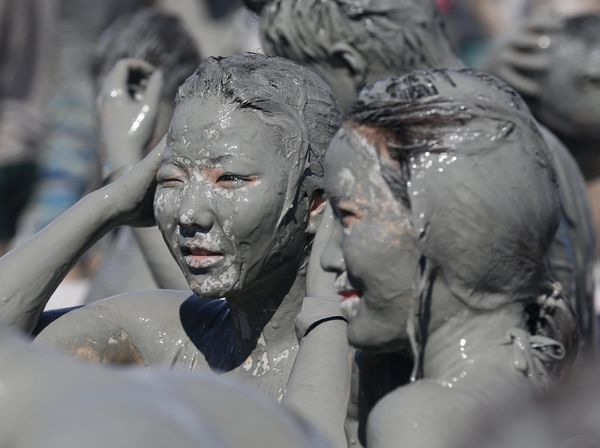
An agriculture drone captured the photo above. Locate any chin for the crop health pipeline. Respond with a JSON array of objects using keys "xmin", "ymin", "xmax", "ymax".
[
  {"xmin": 188, "ymin": 276, "xmax": 238, "ymax": 299},
  {"xmin": 346, "ymin": 315, "xmax": 407, "ymax": 353},
  {"xmin": 186, "ymin": 269, "xmax": 240, "ymax": 299}
]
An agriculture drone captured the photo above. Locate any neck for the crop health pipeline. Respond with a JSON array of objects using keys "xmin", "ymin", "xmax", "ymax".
[
  {"xmin": 226, "ymin": 261, "xmax": 305, "ymax": 350},
  {"xmin": 420, "ymin": 302, "xmax": 526, "ymax": 381}
]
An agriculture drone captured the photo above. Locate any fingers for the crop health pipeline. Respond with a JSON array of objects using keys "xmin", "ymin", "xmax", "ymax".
[
  {"xmin": 497, "ymin": 65, "xmax": 542, "ymax": 97},
  {"xmin": 140, "ymin": 135, "xmax": 167, "ymax": 174},
  {"xmin": 508, "ymin": 16, "xmax": 561, "ymax": 51},
  {"xmin": 102, "ymin": 59, "xmax": 130, "ymax": 95},
  {"xmin": 142, "ymin": 69, "xmax": 164, "ymax": 109},
  {"xmin": 523, "ymin": 16, "xmax": 562, "ymax": 34},
  {"xmin": 101, "ymin": 58, "xmax": 159, "ymax": 103},
  {"xmin": 501, "ymin": 49, "xmax": 550, "ymax": 72},
  {"xmin": 487, "ymin": 17, "xmax": 561, "ymax": 98},
  {"xmin": 122, "ymin": 58, "xmax": 155, "ymax": 76}
]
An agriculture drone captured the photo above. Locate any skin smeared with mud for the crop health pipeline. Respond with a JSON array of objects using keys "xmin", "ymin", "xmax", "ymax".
[
  {"xmin": 256, "ymin": 0, "xmax": 595, "ymax": 349},
  {"xmin": 322, "ymin": 69, "xmax": 579, "ymax": 448},
  {"xmin": 155, "ymin": 103, "xmax": 308, "ymax": 298},
  {"xmin": 449, "ymin": 357, "xmax": 600, "ymax": 448},
  {"xmin": 0, "ymin": 326, "xmax": 331, "ymax": 448},
  {"xmin": 0, "ymin": 55, "xmax": 341, "ymax": 404}
]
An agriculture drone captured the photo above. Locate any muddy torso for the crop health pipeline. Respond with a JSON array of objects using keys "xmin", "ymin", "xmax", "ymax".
[{"xmin": 35, "ymin": 290, "xmax": 298, "ymax": 401}]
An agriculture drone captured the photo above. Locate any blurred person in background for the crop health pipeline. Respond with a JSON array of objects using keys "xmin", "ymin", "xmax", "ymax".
[
  {"xmin": 156, "ymin": 0, "xmax": 261, "ymax": 57},
  {"xmin": 438, "ymin": 0, "xmax": 600, "ymax": 66},
  {"xmin": 0, "ymin": 0, "xmax": 56, "ymax": 254},
  {"xmin": 11, "ymin": 0, "xmax": 148, "ymax": 308},
  {"xmin": 15, "ymin": 0, "xmax": 147, "ymax": 244},
  {"xmin": 483, "ymin": 3, "xmax": 600, "ymax": 317}
]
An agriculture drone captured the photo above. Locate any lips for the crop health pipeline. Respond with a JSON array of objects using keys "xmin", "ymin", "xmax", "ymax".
[
  {"xmin": 181, "ymin": 245, "xmax": 224, "ymax": 269},
  {"xmin": 340, "ymin": 290, "xmax": 361, "ymax": 302},
  {"xmin": 334, "ymin": 271, "xmax": 361, "ymax": 301}
]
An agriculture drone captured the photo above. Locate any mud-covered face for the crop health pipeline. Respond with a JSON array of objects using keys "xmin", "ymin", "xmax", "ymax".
[
  {"xmin": 155, "ymin": 99, "xmax": 304, "ymax": 298},
  {"xmin": 321, "ymin": 128, "xmax": 419, "ymax": 352}
]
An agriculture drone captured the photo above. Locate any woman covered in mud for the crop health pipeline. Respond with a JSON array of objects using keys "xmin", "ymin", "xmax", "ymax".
[
  {"xmin": 0, "ymin": 53, "xmax": 352, "ymax": 444},
  {"xmin": 321, "ymin": 69, "xmax": 579, "ymax": 448}
]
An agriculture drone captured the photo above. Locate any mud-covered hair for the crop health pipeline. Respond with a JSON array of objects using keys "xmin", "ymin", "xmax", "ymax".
[
  {"xmin": 346, "ymin": 68, "xmax": 577, "ymax": 376},
  {"xmin": 260, "ymin": 0, "xmax": 457, "ymax": 77},
  {"xmin": 176, "ymin": 53, "xmax": 341, "ymax": 219},
  {"xmin": 91, "ymin": 8, "xmax": 201, "ymax": 101}
]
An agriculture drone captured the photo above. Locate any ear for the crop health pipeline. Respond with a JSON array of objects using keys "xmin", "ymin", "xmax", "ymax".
[
  {"xmin": 330, "ymin": 42, "xmax": 367, "ymax": 87},
  {"xmin": 307, "ymin": 190, "xmax": 327, "ymax": 235}
]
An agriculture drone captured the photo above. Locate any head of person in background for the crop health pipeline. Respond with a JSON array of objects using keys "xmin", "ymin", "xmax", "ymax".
[
  {"xmin": 91, "ymin": 8, "xmax": 201, "ymax": 149},
  {"xmin": 257, "ymin": 0, "xmax": 461, "ymax": 111}
]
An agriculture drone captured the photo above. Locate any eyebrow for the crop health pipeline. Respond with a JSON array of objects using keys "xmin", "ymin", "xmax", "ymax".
[{"xmin": 169, "ymin": 154, "xmax": 235, "ymax": 167}]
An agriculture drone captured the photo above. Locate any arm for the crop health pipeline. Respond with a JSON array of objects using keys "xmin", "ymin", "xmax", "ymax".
[
  {"xmin": 285, "ymin": 308, "xmax": 351, "ymax": 448},
  {"xmin": 0, "ymin": 190, "xmax": 119, "ymax": 333},
  {"xmin": 0, "ymin": 142, "xmax": 163, "ymax": 334},
  {"xmin": 0, "ymin": 61, "xmax": 165, "ymax": 334},
  {"xmin": 284, "ymin": 206, "xmax": 351, "ymax": 448}
]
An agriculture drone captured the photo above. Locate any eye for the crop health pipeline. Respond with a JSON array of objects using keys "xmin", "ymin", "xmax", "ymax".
[
  {"xmin": 157, "ymin": 165, "xmax": 186, "ymax": 188},
  {"xmin": 339, "ymin": 208, "xmax": 359, "ymax": 228},
  {"xmin": 157, "ymin": 177, "xmax": 184, "ymax": 188},
  {"xmin": 334, "ymin": 201, "xmax": 364, "ymax": 228},
  {"xmin": 216, "ymin": 173, "xmax": 256, "ymax": 189}
]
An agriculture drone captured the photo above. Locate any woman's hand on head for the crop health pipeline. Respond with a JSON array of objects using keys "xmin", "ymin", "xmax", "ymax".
[
  {"xmin": 97, "ymin": 58, "xmax": 163, "ymax": 174},
  {"xmin": 306, "ymin": 203, "xmax": 338, "ymax": 299},
  {"xmin": 101, "ymin": 137, "xmax": 165, "ymax": 227},
  {"xmin": 296, "ymin": 204, "xmax": 346, "ymax": 339}
]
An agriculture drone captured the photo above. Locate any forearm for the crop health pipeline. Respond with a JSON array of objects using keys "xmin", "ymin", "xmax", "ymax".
[
  {"xmin": 0, "ymin": 188, "xmax": 119, "ymax": 333},
  {"xmin": 131, "ymin": 226, "xmax": 189, "ymax": 290},
  {"xmin": 284, "ymin": 317, "xmax": 351, "ymax": 448}
]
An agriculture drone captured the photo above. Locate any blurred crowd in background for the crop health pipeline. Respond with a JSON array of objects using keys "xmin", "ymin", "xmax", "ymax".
[{"xmin": 1, "ymin": 0, "xmax": 600, "ymax": 309}]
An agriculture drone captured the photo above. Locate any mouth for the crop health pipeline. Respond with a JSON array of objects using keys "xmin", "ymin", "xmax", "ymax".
[
  {"xmin": 334, "ymin": 272, "xmax": 362, "ymax": 319},
  {"xmin": 181, "ymin": 245, "xmax": 225, "ymax": 270},
  {"xmin": 340, "ymin": 290, "xmax": 361, "ymax": 302}
]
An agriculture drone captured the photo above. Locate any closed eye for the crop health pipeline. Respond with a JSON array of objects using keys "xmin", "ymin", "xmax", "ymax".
[
  {"xmin": 334, "ymin": 201, "xmax": 364, "ymax": 228},
  {"xmin": 339, "ymin": 208, "xmax": 359, "ymax": 228},
  {"xmin": 157, "ymin": 177, "xmax": 184, "ymax": 188},
  {"xmin": 156, "ymin": 166, "xmax": 186, "ymax": 188},
  {"xmin": 216, "ymin": 173, "xmax": 257, "ymax": 189}
]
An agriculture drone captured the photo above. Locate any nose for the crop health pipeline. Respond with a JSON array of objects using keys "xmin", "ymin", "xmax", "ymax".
[
  {"xmin": 177, "ymin": 192, "xmax": 214, "ymax": 237},
  {"xmin": 320, "ymin": 218, "xmax": 345, "ymax": 273}
]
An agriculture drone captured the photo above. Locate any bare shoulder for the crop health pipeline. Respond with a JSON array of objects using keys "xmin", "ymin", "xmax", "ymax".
[
  {"xmin": 367, "ymin": 380, "xmax": 484, "ymax": 448},
  {"xmin": 35, "ymin": 290, "xmax": 195, "ymax": 365}
]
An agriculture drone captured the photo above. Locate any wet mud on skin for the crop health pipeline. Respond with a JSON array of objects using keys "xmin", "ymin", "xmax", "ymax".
[
  {"xmin": 254, "ymin": 0, "xmax": 595, "ymax": 350},
  {"xmin": 0, "ymin": 54, "xmax": 342, "ymax": 404},
  {"xmin": 0, "ymin": 327, "xmax": 332, "ymax": 448},
  {"xmin": 322, "ymin": 69, "xmax": 581, "ymax": 448}
]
